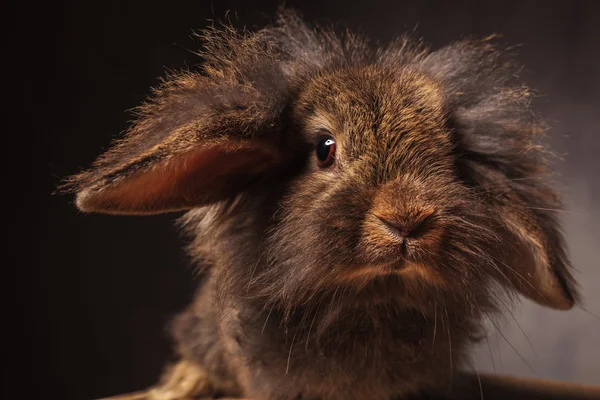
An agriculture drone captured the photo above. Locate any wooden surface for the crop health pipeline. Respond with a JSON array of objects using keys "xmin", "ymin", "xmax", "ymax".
[
  {"xmin": 100, "ymin": 373, "xmax": 600, "ymax": 400},
  {"xmin": 429, "ymin": 373, "xmax": 600, "ymax": 400}
]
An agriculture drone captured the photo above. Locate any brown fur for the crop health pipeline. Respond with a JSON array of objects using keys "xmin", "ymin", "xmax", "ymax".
[{"xmin": 65, "ymin": 10, "xmax": 579, "ymax": 400}]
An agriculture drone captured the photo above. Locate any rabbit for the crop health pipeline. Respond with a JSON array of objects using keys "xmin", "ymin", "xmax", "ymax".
[{"xmin": 64, "ymin": 9, "xmax": 579, "ymax": 400}]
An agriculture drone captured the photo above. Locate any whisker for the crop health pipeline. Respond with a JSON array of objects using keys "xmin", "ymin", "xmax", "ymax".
[
  {"xmin": 431, "ymin": 302, "xmax": 438, "ymax": 352},
  {"xmin": 305, "ymin": 309, "xmax": 318, "ymax": 351},
  {"xmin": 503, "ymin": 307, "xmax": 538, "ymax": 360},
  {"xmin": 246, "ymin": 252, "xmax": 264, "ymax": 294},
  {"xmin": 581, "ymin": 303, "xmax": 600, "ymax": 318},
  {"xmin": 489, "ymin": 318, "xmax": 536, "ymax": 374},
  {"xmin": 262, "ymin": 302, "xmax": 276, "ymax": 335},
  {"xmin": 471, "ymin": 301, "xmax": 497, "ymax": 375},
  {"xmin": 495, "ymin": 328, "xmax": 503, "ymax": 367},
  {"xmin": 472, "ymin": 356, "xmax": 484, "ymax": 400},
  {"xmin": 444, "ymin": 304, "xmax": 453, "ymax": 386},
  {"xmin": 472, "ymin": 274, "xmax": 538, "ymax": 361},
  {"xmin": 523, "ymin": 206, "xmax": 585, "ymax": 216},
  {"xmin": 286, "ymin": 330, "xmax": 298, "ymax": 375},
  {"xmin": 485, "ymin": 323, "xmax": 497, "ymax": 373}
]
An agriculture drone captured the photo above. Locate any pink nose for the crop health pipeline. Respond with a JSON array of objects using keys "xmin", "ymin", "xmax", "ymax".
[{"xmin": 376, "ymin": 215, "xmax": 426, "ymax": 238}]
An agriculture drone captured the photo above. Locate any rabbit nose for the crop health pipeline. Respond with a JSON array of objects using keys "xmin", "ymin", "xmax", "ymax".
[{"xmin": 375, "ymin": 215, "xmax": 426, "ymax": 239}]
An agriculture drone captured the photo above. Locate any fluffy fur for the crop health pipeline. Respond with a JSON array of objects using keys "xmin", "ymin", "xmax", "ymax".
[{"xmin": 65, "ymin": 10, "xmax": 578, "ymax": 400}]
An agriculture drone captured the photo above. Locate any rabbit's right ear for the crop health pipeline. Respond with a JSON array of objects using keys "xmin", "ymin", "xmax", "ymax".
[{"xmin": 65, "ymin": 29, "xmax": 291, "ymax": 215}]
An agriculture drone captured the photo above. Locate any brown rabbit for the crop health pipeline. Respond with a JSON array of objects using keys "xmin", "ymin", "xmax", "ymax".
[{"xmin": 65, "ymin": 10, "xmax": 579, "ymax": 400}]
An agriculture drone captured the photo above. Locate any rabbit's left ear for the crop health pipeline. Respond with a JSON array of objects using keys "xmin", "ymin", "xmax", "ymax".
[
  {"xmin": 423, "ymin": 39, "xmax": 579, "ymax": 310},
  {"xmin": 469, "ymin": 164, "xmax": 578, "ymax": 310},
  {"xmin": 67, "ymin": 66, "xmax": 290, "ymax": 215},
  {"xmin": 496, "ymin": 206, "xmax": 577, "ymax": 310}
]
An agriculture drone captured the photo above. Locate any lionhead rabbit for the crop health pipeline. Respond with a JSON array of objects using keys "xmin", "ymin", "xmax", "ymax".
[{"xmin": 66, "ymin": 10, "xmax": 579, "ymax": 400}]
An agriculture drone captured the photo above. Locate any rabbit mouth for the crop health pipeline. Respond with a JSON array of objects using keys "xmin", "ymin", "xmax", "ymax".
[
  {"xmin": 335, "ymin": 264, "xmax": 402, "ymax": 284},
  {"xmin": 332, "ymin": 257, "xmax": 447, "ymax": 290},
  {"xmin": 338, "ymin": 259, "xmax": 439, "ymax": 281}
]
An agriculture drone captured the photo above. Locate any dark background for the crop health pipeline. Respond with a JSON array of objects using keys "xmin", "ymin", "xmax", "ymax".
[{"xmin": 13, "ymin": 1, "xmax": 599, "ymax": 399}]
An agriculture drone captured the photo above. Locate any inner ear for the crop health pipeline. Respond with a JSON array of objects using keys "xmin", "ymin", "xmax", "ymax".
[
  {"xmin": 75, "ymin": 142, "xmax": 283, "ymax": 215},
  {"xmin": 492, "ymin": 213, "xmax": 577, "ymax": 310}
]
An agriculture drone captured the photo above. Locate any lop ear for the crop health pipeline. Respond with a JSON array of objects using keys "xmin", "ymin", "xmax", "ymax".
[
  {"xmin": 468, "ymin": 163, "xmax": 578, "ymax": 310},
  {"xmin": 496, "ymin": 207, "xmax": 577, "ymax": 310},
  {"xmin": 65, "ymin": 28, "xmax": 291, "ymax": 215},
  {"xmin": 423, "ymin": 39, "xmax": 579, "ymax": 309}
]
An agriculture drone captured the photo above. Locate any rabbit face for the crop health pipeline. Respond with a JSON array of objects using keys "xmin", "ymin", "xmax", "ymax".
[{"xmin": 262, "ymin": 66, "xmax": 495, "ymax": 311}]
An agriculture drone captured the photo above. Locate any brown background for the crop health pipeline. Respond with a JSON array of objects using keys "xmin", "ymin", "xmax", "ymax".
[{"xmin": 14, "ymin": 0, "xmax": 599, "ymax": 398}]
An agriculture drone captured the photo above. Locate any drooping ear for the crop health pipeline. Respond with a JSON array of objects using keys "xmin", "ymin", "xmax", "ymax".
[
  {"xmin": 420, "ymin": 39, "xmax": 578, "ymax": 309},
  {"xmin": 64, "ymin": 27, "xmax": 292, "ymax": 215},
  {"xmin": 464, "ymin": 163, "xmax": 578, "ymax": 310}
]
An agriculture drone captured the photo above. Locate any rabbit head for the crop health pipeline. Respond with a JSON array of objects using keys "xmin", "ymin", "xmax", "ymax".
[{"xmin": 66, "ymin": 12, "xmax": 578, "ymax": 324}]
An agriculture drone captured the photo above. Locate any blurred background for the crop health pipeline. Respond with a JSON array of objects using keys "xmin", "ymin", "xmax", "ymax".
[{"xmin": 14, "ymin": 0, "xmax": 599, "ymax": 398}]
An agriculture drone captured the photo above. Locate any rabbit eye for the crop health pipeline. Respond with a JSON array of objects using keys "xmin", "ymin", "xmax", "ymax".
[{"xmin": 316, "ymin": 137, "xmax": 336, "ymax": 167}]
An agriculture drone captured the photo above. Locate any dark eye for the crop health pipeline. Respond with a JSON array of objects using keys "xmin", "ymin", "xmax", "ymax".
[{"xmin": 316, "ymin": 137, "xmax": 336, "ymax": 168}]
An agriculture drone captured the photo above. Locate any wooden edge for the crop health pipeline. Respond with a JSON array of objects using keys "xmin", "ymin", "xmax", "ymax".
[
  {"xmin": 98, "ymin": 373, "xmax": 600, "ymax": 400},
  {"xmin": 433, "ymin": 372, "xmax": 600, "ymax": 400}
]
